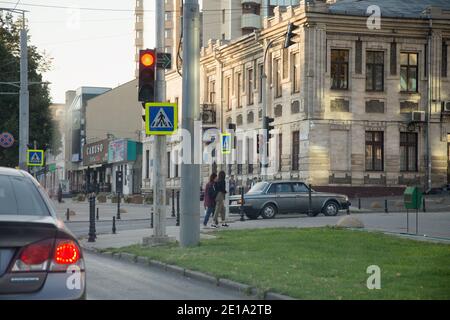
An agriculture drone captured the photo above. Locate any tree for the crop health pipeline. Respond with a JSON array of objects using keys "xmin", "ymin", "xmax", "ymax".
[{"xmin": 0, "ymin": 13, "xmax": 60, "ymax": 168}]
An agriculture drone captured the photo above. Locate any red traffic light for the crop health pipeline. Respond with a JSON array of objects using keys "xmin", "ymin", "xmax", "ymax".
[{"xmin": 141, "ymin": 52, "xmax": 155, "ymax": 67}]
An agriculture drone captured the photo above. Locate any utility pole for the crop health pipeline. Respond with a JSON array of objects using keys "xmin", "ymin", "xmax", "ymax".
[
  {"xmin": 147, "ymin": 0, "xmax": 169, "ymax": 244},
  {"xmin": 19, "ymin": 13, "xmax": 29, "ymax": 170},
  {"xmin": 426, "ymin": 15, "xmax": 433, "ymax": 193},
  {"xmin": 180, "ymin": 0, "xmax": 200, "ymax": 247}
]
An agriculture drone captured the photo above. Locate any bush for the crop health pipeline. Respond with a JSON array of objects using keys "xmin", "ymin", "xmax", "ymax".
[
  {"xmin": 97, "ymin": 194, "xmax": 107, "ymax": 203},
  {"xmin": 144, "ymin": 194, "xmax": 153, "ymax": 205}
]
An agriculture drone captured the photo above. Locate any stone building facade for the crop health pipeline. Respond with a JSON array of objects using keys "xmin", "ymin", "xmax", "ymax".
[{"xmin": 160, "ymin": 0, "xmax": 450, "ymax": 194}]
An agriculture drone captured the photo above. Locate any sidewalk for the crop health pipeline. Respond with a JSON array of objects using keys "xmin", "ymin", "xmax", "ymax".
[
  {"xmin": 80, "ymin": 211, "xmax": 450, "ymax": 253},
  {"xmin": 80, "ymin": 226, "xmax": 217, "ymax": 250}
]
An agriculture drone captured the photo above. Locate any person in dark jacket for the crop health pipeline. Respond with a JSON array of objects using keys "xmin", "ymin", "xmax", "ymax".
[
  {"xmin": 212, "ymin": 171, "xmax": 228, "ymax": 228},
  {"xmin": 203, "ymin": 173, "xmax": 217, "ymax": 227},
  {"xmin": 57, "ymin": 184, "xmax": 63, "ymax": 203}
]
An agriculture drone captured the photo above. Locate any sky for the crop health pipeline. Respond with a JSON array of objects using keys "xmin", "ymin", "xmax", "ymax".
[{"xmin": 1, "ymin": 0, "xmax": 157, "ymax": 103}]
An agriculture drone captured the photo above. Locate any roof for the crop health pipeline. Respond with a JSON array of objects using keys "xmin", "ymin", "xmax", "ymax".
[
  {"xmin": 0, "ymin": 167, "xmax": 26, "ymax": 177},
  {"xmin": 329, "ymin": 0, "xmax": 450, "ymax": 19}
]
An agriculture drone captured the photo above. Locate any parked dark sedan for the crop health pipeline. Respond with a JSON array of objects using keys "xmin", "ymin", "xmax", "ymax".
[
  {"xmin": 229, "ymin": 181, "xmax": 350, "ymax": 219},
  {"xmin": 0, "ymin": 167, "xmax": 86, "ymax": 300}
]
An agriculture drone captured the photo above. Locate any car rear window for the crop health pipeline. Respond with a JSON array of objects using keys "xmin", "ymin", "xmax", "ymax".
[
  {"xmin": 0, "ymin": 175, "xmax": 49, "ymax": 216},
  {"xmin": 248, "ymin": 182, "xmax": 268, "ymax": 194}
]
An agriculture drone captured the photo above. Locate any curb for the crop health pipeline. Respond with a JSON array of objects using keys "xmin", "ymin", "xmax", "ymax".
[{"xmin": 83, "ymin": 247, "xmax": 295, "ymax": 300}]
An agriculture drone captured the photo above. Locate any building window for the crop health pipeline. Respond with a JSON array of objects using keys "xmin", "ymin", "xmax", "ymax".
[
  {"xmin": 124, "ymin": 164, "xmax": 127, "ymax": 186},
  {"xmin": 400, "ymin": 53, "xmax": 418, "ymax": 92},
  {"xmin": 237, "ymin": 72, "xmax": 242, "ymax": 108},
  {"xmin": 247, "ymin": 111, "xmax": 254, "ymax": 124},
  {"xmin": 292, "ymin": 131, "xmax": 299, "ymax": 171},
  {"xmin": 365, "ymin": 131, "xmax": 384, "ymax": 171},
  {"xmin": 206, "ymin": 76, "xmax": 215, "ymax": 104},
  {"xmin": 145, "ymin": 150, "xmax": 149, "ymax": 179},
  {"xmin": 442, "ymin": 41, "xmax": 448, "ymax": 78},
  {"xmin": 247, "ymin": 68, "xmax": 254, "ymax": 105},
  {"xmin": 225, "ymin": 77, "xmax": 231, "ymax": 111},
  {"xmin": 247, "ymin": 137, "xmax": 253, "ymax": 174},
  {"xmin": 174, "ymin": 150, "xmax": 179, "ymax": 177},
  {"xmin": 258, "ymin": 64, "xmax": 263, "ymax": 103},
  {"xmin": 167, "ymin": 152, "xmax": 171, "ymax": 178},
  {"xmin": 274, "ymin": 58, "xmax": 282, "ymax": 98},
  {"xmin": 278, "ymin": 134, "xmax": 282, "ymax": 172},
  {"xmin": 237, "ymin": 139, "xmax": 243, "ymax": 175},
  {"xmin": 222, "ymin": 9, "xmax": 225, "ymax": 24},
  {"xmin": 400, "ymin": 132, "xmax": 418, "ymax": 172},
  {"xmin": 292, "ymin": 52, "xmax": 300, "ymax": 93},
  {"xmin": 242, "ymin": 3, "xmax": 260, "ymax": 15},
  {"xmin": 366, "ymin": 51, "xmax": 384, "ymax": 91},
  {"xmin": 331, "ymin": 49, "xmax": 349, "ymax": 90}
]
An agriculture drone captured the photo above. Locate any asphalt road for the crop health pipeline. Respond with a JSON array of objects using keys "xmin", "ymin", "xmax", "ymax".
[{"xmin": 84, "ymin": 252, "xmax": 251, "ymax": 300}]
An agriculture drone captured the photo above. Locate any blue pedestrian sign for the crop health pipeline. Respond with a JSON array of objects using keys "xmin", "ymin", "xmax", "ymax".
[
  {"xmin": 221, "ymin": 133, "xmax": 231, "ymax": 154},
  {"xmin": 27, "ymin": 149, "xmax": 44, "ymax": 167},
  {"xmin": 145, "ymin": 102, "xmax": 178, "ymax": 135},
  {"xmin": 0, "ymin": 132, "xmax": 14, "ymax": 148}
]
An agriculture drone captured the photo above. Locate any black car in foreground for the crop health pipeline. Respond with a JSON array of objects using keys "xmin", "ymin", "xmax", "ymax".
[{"xmin": 0, "ymin": 167, "xmax": 86, "ymax": 300}]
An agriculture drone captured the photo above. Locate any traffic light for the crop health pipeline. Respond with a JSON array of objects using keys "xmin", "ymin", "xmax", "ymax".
[
  {"xmin": 284, "ymin": 22, "xmax": 298, "ymax": 48},
  {"xmin": 138, "ymin": 49, "xmax": 156, "ymax": 103},
  {"xmin": 264, "ymin": 116, "xmax": 275, "ymax": 140}
]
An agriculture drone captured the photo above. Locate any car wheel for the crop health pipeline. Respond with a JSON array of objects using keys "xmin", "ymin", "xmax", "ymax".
[
  {"xmin": 245, "ymin": 211, "xmax": 260, "ymax": 220},
  {"xmin": 322, "ymin": 201, "xmax": 339, "ymax": 216},
  {"xmin": 261, "ymin": 203, "xmax": 277, "ymax": 219}
]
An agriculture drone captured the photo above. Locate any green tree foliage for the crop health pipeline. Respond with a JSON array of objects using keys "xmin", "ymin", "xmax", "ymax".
[{"xmin": 0, "ymin": 13, "xmax": 60, "ymax": 168}]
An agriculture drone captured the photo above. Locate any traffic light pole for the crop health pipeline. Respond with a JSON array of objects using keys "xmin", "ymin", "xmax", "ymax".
[
  {"xmin": 180, "ymin": 0, "xmax": 201, "ymax": 247},
  {"xmin": 144, "ymin": 0, "xmax": 168, "ymax": 245},
  {"xmin": 260, "ymin": 31, "xmax": 290, "ymax": 181},
  {"xmin": 261, "ymin": 37, "xmax": 279, "ymax": 181}
]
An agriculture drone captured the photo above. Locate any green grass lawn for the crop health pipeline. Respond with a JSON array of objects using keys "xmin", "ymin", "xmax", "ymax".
[{"xmin": 107, "ymin": 227, "xmax": 450, "ymax": 299}]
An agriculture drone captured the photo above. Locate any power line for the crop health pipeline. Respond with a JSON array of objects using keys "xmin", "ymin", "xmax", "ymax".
[
  {"xmin": 0, "ymin": 1, "xmax": 299, "ymax": 13},
  {"xmin": 12, "ymin": 0, "xmax": 19, "ymax": 11}
]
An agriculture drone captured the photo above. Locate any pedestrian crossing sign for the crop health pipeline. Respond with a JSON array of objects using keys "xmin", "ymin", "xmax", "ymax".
[
  {"xmin": 145, "ymin": 102, "xmax": 178, "ymax": 135},
  {"xmin": 221, "ymin": 133, "xmax": 231, "ymax": 154},
  {"xmin": 27, "ymin": 149, "xmax": 44, "ymax": 167}
]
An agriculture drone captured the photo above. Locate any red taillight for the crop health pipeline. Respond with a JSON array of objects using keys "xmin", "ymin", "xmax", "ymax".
[
  {"xmin": 12, "ymin": 238, "xmax": 84, "ymax": 273},
  {"xmin": 20, "ymin": 241, "xmax": 52, "ymax": 265},
  {"xmin": 54, "ymin": 240, "xmax": 80, "ymax": 265},
  {"xmin": 12, "ymin": 239, "xmax": 53, "ymax": 272}
]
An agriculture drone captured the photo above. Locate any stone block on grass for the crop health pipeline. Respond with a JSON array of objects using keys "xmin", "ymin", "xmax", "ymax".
[{"xmin": 336, "ymin": 216, "xmax": 364, "ymax": 228}]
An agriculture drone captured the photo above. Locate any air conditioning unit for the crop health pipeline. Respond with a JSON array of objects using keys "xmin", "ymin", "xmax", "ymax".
[
  {"xmin": 443, "ymin": 101, "xmax": 450, "ymax": 112},
  {"xmin": 201, "ymin": 109, "xmax": 216, "ymax": 124},
  {"xmin": 411, "ymin": 111, "xmax": 425, "ymax": 122}
]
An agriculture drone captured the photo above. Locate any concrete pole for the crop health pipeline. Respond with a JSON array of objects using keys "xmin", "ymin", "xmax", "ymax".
[
  {"xmin": 19, "ymin": 19, "xmax": 29, "ymax": 170},
  {"xmin": 426, "ymin": 18, "xmax": 433, "ymax": 192},
  {"xmin": 147, "ymin": 0, "xmax": 168, "ymax": 242},
  {"xmin": 180, "ymin": 0, "xmax": 201, "ymax": 247}
]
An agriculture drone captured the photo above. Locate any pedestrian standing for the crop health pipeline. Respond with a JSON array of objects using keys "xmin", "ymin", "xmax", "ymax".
[
  {"xmin": 212, "ymin": 171, "xmax": 228, "ymax": 228},
  {"xmin": 203, "ymin": 173, "xmax": 217, "ymax": 227},
  {"xmin": 57, "ymin": 183, "xmax": 63, "ymax": 203}
]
